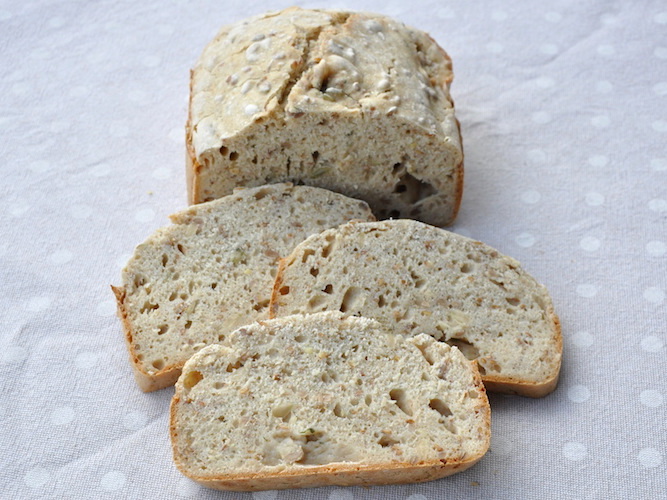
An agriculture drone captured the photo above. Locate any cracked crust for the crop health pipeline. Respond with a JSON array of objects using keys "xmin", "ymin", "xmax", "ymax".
[{"xmin": 187, "ymin": 7, "xmax": 464, "ymax": 227}]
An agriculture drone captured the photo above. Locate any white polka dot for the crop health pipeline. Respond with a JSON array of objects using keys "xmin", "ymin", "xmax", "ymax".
[
  {"xmin": 492, "ymin": 10, "xmax": 508, "ymax": 21},
  {"xmin": 252, "ymin": 491, "xmax": 278, "ymax": 500},
  {"xmin": 655, "ymin": 12, "xmax": 667, "ymax": 24},
  {"xmin": 515, "ymin": 232, "xmax": 536, "ymax": 248},
  {"xmin": 24, "ymin": 467, "xmax": 50, "ymax": 489},
  {"xmin": 540, "ymin": 44, "xmax": 559, "ymax": 55},
  {"xmin": 651, "ymin": 158, "xmax": 666, "ymax": 171},
  {"xmin": 142, "ymin": 55, "xmax": 161, "ymax": 68},
  {"xmin": 527, "ymin": 149, "xmax": 547, "ymax": 163},
  {"xmin": 641, "ymin": 336, "xmax": 664, "ymax": 353},
  {"xmin": 643, "ymin": 287, "xmax": 665, "ymax": 304},
  {"xmin": 50, "ymin": 120, "xmax": 70, "ymax": 133},
  {"xmin": 486, "ymin": 42, "xmax": 504, "ymax": 54},
  {"xmin": 531, "ymin": 112, "xmax": 552, "ymax": 124},
  {"xmin": 576, "ymin": 284, "xmax": 597, "ymax": 298},
  {"xmin": 50, "ymin": 249, "xmax": 73, "ymax": 265},
  {"xmin": 436, "ymin": 7, "xmax": 455, "ymax": 19},
  {"xmin": 580, "ymin": 236, "xmax": 601, "ymax": 252},
  {"xmin": 168, "ymin": 128, "xmax": 184, "ymax": 144},
  {"xmin": 123, "ymin": 411, "xmax": 148, "ymax": 431},
  {"xmin": 640, "ymin": 390, "xmax": 663, "ymax": 408},
  {"xmin": 27, "ymin": 296, "xmax": 52, "ymax": 312},
  {"xmin": 588, "ymin": 155, "xmax": 608, "ymax": 167},
  {"xmin": 90, "ymin": 163, "xmax": 110, "ymax": 177},
  {"xmin": 48, "ymin": 16, "xmax": 66, "ymax": 28},
  {"xmin": 638, "ymin": 448, "xmax": 663, "ymax": 468},
  {"xmin": 96, "ymin": 300, "xmax": 117, "ymax": 316},
  {"xmin": 101, "ymin": 471, "xmax": 126, "ymax": 491},
  {"xmin": 647, "ymin": 241, "xmax": 666, "ymax": 256},
  {"xmin": 128, "ymin": 89, "xmax": 148, "ymax": 103},
  {"xmin": 152, "ymin": 166, "xmax": 173, "ymax": 179},
  {"xmin": 591, "ymin": 115, "xmax": 610, "ymax": 128},
  {"xmin": 9, "ymin": 202, "xmax": 30, "ymax": 217},
  {"xmin": 585, "ymin": 191, "xmax": 605, "ymax": 206},
  {"xmin": 1, "ymin": 345, "xmax": 28, "ymax": 364},
  {"xmin": 109, "ymin": 122, "xmax": 129, "ymax": 138},
  {"xmin": 544, "ymin": 11, "xmax": 562, "ymax": 22},
  {"xmin": 0, "ymin": 10, "xmax": 12, "ymax": 21},
  {"xmin": 328, "ymin": 489, "xmax": 354, "ymax": 500},
  {"xmin": 176, "ymin": 476, "xmax": 202, "ymax": 497},
  {"xmin": 75, "ymin": 351, "xmax": 98, "ymax": 369},
  {"xmin": 567, "ymin": 385, "xmax": 590, "ymax": 403},
  {"xmin": 51, "ymin": 406, "xmax": 75, "ymax": 425},
  {"xmin": 655, "ymin": 47, "xmax": 667, "ymax": 59},
  {"xmin": 521, "ymin": 190, "xmax": 541, "ymax": 204},
  {"xmin": 597, "ymin": 44, "xmax": 615, "ymax": 56},
  {"xmin": 654, "ymin": 82, "xmax": 667, "ymax": 96},
  {"xmin": 652, "ymin": 120, "xmax": 667, "ymax": 132},
  {"xmin": 69, "ymin": 204, "xmax": 93, "ymax": 219},
  {"xmin": 535, "ymin": 77, "xmax": 555, "ymax": 88},
  {"xmin": 491, "ymin": 435, "xmax": 512, "ymax": 456},
  {"xmin": 596, "ymin": 80, "xmax": 613, "ymax": 93},
  {"xmin": 600, "ymin": 13, "xmax": 618, "ymax": 26},
  {"xmin": 649, "ymin": 199, "xmax": 667, "ymax": 212},
  {"xmin": 28, "ymin": 160, "xmax": 52, "ymax": 173},
  {"xmin": 572, "ymin": 331, "xmax": 594, "ymax": 347},
  {"xmin": 68, "ymin": 86, "xmax": 89, "ymax": 98},
  {"xmin": 135, "ymin": 208, "xmax": 155, "ymax": 223},
  {"xmin": 562, "ymin": 442, "xmax": 587, "ymax": 461}
]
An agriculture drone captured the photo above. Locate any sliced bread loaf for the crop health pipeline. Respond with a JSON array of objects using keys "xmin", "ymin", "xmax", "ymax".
[
  {"xmin": 270, "ymin": 220, "xmax": 562, "ymax": 397},
  {"xmin": 170, "ymin": 312, "xmax": 490, "ymax": 490},
  {"xmin": 112, "ymin": 183, "xmax": 375, "ymax": 392},
  {"xmin": 187, "ymin": 7, "xmax": 463, "ymax": 226}
]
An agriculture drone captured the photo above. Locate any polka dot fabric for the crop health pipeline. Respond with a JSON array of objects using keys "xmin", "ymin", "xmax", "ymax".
[{"xmin": 0, "ymin": 0, "xmax": 665, "ymax": 498}]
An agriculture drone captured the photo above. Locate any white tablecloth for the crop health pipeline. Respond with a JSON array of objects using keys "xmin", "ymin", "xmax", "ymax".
[{"xmin": 2, "ymin": 0, "xmax": 666, "ymax": 498}]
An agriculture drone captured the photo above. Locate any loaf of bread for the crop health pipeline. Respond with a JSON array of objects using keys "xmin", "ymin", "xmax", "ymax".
[
  {"xmin": 270, "ymin": 220, "xmax": 562, "ymax": 397},
  {"xmin": 112, "ymin": 184, "xmax": 375, "ymax": 391},
  {"xmin": 187, "ymin": 7, "xmax": 463, "ymax": 226},
  {"xmin": 170, "ymin": 312, "xmax": 490, "ymax": 490}
]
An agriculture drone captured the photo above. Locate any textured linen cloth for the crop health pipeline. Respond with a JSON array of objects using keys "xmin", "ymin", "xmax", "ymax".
[{"xmin": 1, "ymin": 0, "xmax": 666, "ymax": 498}]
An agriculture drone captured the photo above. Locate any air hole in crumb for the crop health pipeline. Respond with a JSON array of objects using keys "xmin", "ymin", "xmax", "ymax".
[
  {"xmin": 445, "ymin": 338, "xmax": 479, "ymax": 360},
  {"xmin": 308, "ymin": 295, "xmax": 327, "ymax": 309},
  {"xmin": 211, "ymin": 283, "xmax": 218, "ymax": 290},
  {"xmin": 294, "ymin": 335, "xmax": 305, "ymax": 343},
  {"xmin": 133, "ymin": 275, "xmax": 146, "ymax": 288},
  {"xmin": 421, "ymin": 372, "xmax": 429, "ymax": 381},
  {"xmin": 312, "ymin": 151, "xmax": 319, "ymax": 162},
  {"xmin": 177, "ymin": 244, "xmax": 185, "ymax": 255},
  {"xmin": 321, "ymin": 372, "xmax": 331, "ymax": 383},
  {"xmin": 184, "ymin": 320, "xmax": 193, "ymax": 330},
  {"xmin": 254, "ymin": 188, "xmax": 271, "ymax": 200},
  {"xmin": 378, "ymin": 435, "xmax": 399, "ymax": 447},
  {"xmin": 339, "ymin": 286, "xmax": 363, "ymax": 313},
  {"xmin": 271, "ymin": 404, "xmax": 293, "ymax": 422},
  {"xmin": 217, "ymin": 415, "xmax": 226, "ymax": 422},
  {"xmin": 391, "ymin": 162, "xmax": 405, "ymax": 176},
  {"xmin": 467, "ymin": 390, "xmax": 479, "ymax": 399},
  {"xmin": 506, "ymin": 297, "xmax": 520, "ymax": 306},
  {"xmin": 333, "ymin": 403, "xmax": 344, "ymax": 417},
  {"xmin": 460, "ymin": 263, "xmax": 473, "ymax": 273},
  {"xmin": 389, "ymin": 389, "xmax": 412, "ymax": 416},
  {"xmin": 157, "ymin": 324, "xmax": 168, "ymax": 335},
  {"xmin": 161, "ymin": 254, "xmax": 168, "ymax": 266},
  {"xmin": 350, "ymin": 398, "xmax": 359, "ymax": 406},
  {"xmin": 301, "ymin": 248, "xmax": 316, "ymax": 263},
  {"xmin": 476, "ymin": 363, "xmax": 486, "ymax": 376},
  {"xmin": 139, "ymin": 301, "xmax": 159, "ymax": 314},
  {"xmin": 415, "ymin": 279, "xmax": 425, "ymax": 288},
  {"xmin": 220, "ymin": 146, "xmax": 228, "ymax": 156},
  {"xmin": 394, "ymin": 172, "xmax": 436, "ymax": 204},
  {"xmin": 229, "ymin": 152, "xmax": 239, "ymax": 161},
  {"xmin": 378, "ymin": 295, "xmax": 386, "ymax": 307},
  {"xmin": 253, "ymin": 300, "xmax": 270, "ymax": 312},
  {"xmin": 365, "ymin": 395, "xmax": 372, "ymax": 405},
  {"xmin": 429, "ymin": 398, "xmax": 453, "ymax": 417},
  {"xmin": 182, "ymin": 370, "xmax": 202, "ymax": 389},
  {"xmin": 151, "ymin": 359, "xmax": 165, "ymax": 370},
  {"xmin": 279, "ymin": 286, "xmax": 290, "ymax": 295},
  {"xmin": 310, "ymin": 267, "xmax": 319, "ymax": 277},
  {"xmin": 213, "ymin": 382, "xmax": 224, "ymax": 390},
  {"xmin": 168, "ymin": 292, "xmax": 177, "ymax": 301}
]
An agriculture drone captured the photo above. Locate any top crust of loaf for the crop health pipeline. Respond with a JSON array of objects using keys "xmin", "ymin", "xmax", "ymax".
[
  {"xmin": 113, "ymin": 184, "xmax": 375, "ymax": 391},
  {"xmin": 187, "ymin": 7, "xmax": 464, "ymax": 226},
  {"xmin": 170, "ymin": 312, "xmax": 490, "ymax": 491},
  {"xmin": 270, "ymin": 220, "xmax": 562, "ymax": 397}
]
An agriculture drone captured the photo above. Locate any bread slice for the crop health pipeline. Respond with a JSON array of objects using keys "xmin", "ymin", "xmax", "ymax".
[
  {"xmin": 112, "ymin": 184, "xmax": 375, "ymax": 392},
  {"xmin": 270, "ymin": 220, "xmax": 562, "ymax": 397},
  {"xmin": 187, "ymin": 7, "xmax": 463, "ymax": 227},
  {"xmin": 170, "ymin": 312, "xmax": 490, "ymax": 490}
]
